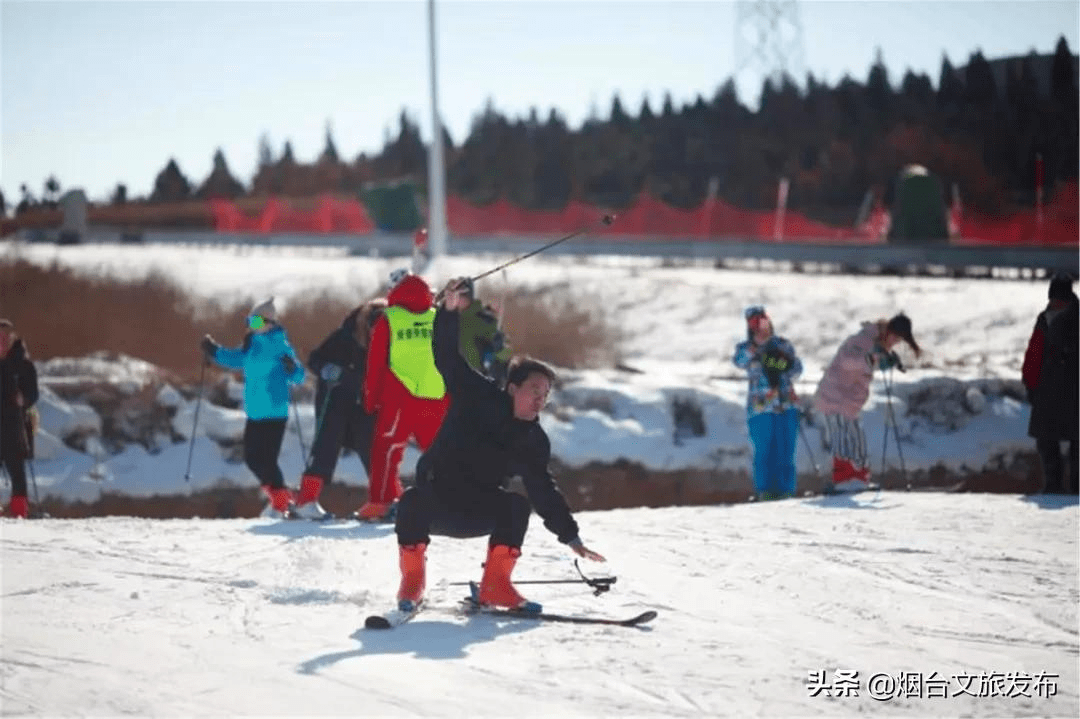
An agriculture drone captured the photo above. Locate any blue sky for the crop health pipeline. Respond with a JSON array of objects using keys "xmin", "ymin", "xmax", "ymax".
[{"xmin": 2, "ymin": 0, "xmax": 1077, "ymax": 202}]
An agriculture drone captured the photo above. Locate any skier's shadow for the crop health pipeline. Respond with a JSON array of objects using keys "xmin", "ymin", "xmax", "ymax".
[
  {"xmin": 296, "ymin": 614, "xmax": 539, "ymax": 672},
  {"xmin": 246, "ymin": 521, "xmax": 394, "ymax": 541}
]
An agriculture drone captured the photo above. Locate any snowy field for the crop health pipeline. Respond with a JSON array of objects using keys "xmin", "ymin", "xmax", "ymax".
[
  {"xmin": 0, "ymin": 240, "xmax": 1054, "ymax": 503},
  {"xmin": 1, "ymin": 493, "xmax": 1077, "ymax": 717}
]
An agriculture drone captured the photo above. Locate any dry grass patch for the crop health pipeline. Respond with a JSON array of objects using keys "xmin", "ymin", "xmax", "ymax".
[{"xmin": 1, "ymin": 258, "xmax": 622, "ymax": 383}]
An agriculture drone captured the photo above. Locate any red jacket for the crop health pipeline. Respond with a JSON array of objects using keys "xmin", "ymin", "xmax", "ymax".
[{"xmin": 363, "ymin": 274, "xmax": 435, "ymax": 413}]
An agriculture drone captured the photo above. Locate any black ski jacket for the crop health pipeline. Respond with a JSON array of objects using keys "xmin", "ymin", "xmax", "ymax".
[
  {"xmin": 1028, "ymin": 296, "xmax": 1079, "ymax": 441},
  {"xmin": 0, "ymin": 339, "xmax": 39, "ymax": 461},
  {"xmin": 419, "ymin": 307, "xmax": 579, "ymax": 545},
  {"xmin": 307, "ymin": 309, "xmax": 368, "ymax": 413}
]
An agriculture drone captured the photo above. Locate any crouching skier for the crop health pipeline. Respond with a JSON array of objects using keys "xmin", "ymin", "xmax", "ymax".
[{"xmin": 393, "ymin": 279, "xmax": 605, "ymax": 613}]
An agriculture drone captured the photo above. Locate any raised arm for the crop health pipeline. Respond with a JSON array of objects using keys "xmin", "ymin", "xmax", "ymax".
[
  {"xmin": 733, "ymin": 340, "xmax": 757, "ymax": 369},
  {"xmin": 433, "ymin": 305, "xmax": 503, "ymax": 402},
  {"xmin": 433, "ymin": 280, "xmax": 504, "ymax": 403}
]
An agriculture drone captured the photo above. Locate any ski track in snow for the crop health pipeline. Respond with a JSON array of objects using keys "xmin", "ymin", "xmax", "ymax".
[{"xmin": 2, "ymin": 493, "xmax": 1077, "ymax": 717}]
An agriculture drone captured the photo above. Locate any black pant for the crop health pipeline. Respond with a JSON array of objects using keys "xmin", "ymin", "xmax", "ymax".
[
  {"xmin": 305, "ymin": 388, "xmax": 375, "ymax": 482},
  {"xmin": 2, "ymin": 458, "xmax": 27, "ymax": 498},
  {"xmin": 395, "ymin": 480, "xmax": 531, "ymax": 549},
  {"xmin": 1037, "ymin": 437, "xmax": 1080, "ymax": 494},
  {"xmin": 243, "ymin": 418, "xmax": 287, "ymax": 490}
]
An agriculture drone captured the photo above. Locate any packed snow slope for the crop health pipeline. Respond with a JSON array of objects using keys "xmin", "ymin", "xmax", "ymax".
[{"xmin": 2, "ymin": 492, "xmax": 1077, "ymax": 717}]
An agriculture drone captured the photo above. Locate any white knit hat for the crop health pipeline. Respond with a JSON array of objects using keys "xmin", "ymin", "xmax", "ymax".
[{"xmin": 250, "ymin": 297, "xmax": 277, "ymax": 321}]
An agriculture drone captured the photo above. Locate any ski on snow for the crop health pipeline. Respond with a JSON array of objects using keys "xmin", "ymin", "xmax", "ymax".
[
  {"xmin": 364, "ymin": 602, "xmax": 424, "ymax": 629},
  {"xmin": 462, "ymin": 601, "xmax": 657, "ymax": 627},
  {"xmin": 363, "ymin": 600, "xmax": 657, "ymax": 630}
]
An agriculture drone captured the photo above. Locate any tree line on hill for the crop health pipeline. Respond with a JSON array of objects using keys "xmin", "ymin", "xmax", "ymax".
[{"xmin": 6, "ymin": 37, "xmax": 1077, "ymax": 226}]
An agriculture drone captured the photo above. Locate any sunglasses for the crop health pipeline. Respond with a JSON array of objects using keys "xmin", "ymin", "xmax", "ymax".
[{"xmin": 247, "ymin": 315, "xmax": 268, "ymax": 330}]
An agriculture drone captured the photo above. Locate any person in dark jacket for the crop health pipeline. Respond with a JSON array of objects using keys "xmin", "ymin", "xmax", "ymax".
[
  {"xmin": 1022, "ymin": 273, "xmax": 1079, "ymax": 494},
  {"xmin": 201, "ymin": 298, "xmax": 306, "ymax": 517},
  {"xmin": 393, "ymin": 279, "xmax": 605, "ymax": 614},
  {"xmin": 295, "ymin": 298, "xmax": 386, "ymax": 518},
  {"xmin": 0, "ymin": 319, "xmax": 40, "ymax": 519}
]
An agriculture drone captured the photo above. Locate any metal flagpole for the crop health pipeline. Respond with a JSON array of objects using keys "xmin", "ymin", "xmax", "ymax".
[{"xmin": 427, "ymin": 0, "xmax": 448, "ymax": 258}]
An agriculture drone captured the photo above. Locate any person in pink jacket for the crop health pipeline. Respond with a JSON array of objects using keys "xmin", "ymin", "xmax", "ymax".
[{"xmin": 814, "ymin": 313, "xmax": 920, "ymax": 489}]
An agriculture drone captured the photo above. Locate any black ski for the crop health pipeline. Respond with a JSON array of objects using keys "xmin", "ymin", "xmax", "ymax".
[
  {"xmin": 462, "ymin": 592, "xmax": 656, "ymax": 628},
  {"xmin": 364, "ymin": 602, "xmax": 423, "ymax": 629},
  {"xmin": 471, "ymin": 606, "xmax": 657, "ymax": 627}
]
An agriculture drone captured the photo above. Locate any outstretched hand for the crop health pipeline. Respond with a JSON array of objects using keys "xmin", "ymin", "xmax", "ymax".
[{"xmin": 570, "ymin": 540, "xmax": 606, "ymax": 562}]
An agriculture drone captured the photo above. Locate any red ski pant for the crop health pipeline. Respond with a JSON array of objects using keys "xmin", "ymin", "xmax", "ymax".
[{"xmin": 369, "ymin": 391, "xmax": 449, "ymax": 504}]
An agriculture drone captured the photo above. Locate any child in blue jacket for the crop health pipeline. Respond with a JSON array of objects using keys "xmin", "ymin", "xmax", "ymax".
[
  {"xmin": 733, "ymin": 306, "xmax": 804, "ymax": 500},
  {"xmin": 202, "ymin": 298, "xmax": 305, "ymax": 516}
]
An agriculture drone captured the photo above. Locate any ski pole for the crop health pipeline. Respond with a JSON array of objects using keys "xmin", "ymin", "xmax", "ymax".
[
  {"xmin": 26, "ymin": 460, "xmax": 42, "ymax": 516},
  {"xmin": 292, "ymin": 391, "xmax": 308, "ymax": 460},
  {"xmin": 20, "ymin": 418, "xmax": 40, "ymax": 506},
  {"xmin": 797, "ymin": 417, "xmax": 821, "ymax": 476},
  {"xmin": 884, "ymin": 368, "xmax": 907, "ymax": 478},
  {"xmin": 184, "ymin": 359, "xmax": 208, "ymax": 482},
  {"xmin": 880, "ymin": 368, "xmax": 891, "ymax": 479},
  {"xmin": 436, "ymin": 215, "xmax": 617, "ymax": 303},
  {"xmin": 450, "ymin": 561, "xmax": 617, "ymax": 596},
  {"xmin": 305, "ymin": 378, "xmax": 338, "ymax": 468},
  {"xmin": 470, "ymin": 214, "xmax": 615, "ymax": 282}
]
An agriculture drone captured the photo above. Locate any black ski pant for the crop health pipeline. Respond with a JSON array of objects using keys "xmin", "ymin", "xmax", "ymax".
[
  {"xmin": 395, "ymin": 480, "xmax": 531, "ymax": 549},
  {"xmin": 1037, "ymin": 437, "xmax": 1079, "ymax": 494},
  {"xmin": 305, "ymin": 390, "xmax": 375, "ymax": 482},
  {"xmin": 243, "ymin": 418, "xmax": 287, "ymax": 490},
  {"xmin": 1, "ymin": 458, "xmax": 27, "ymax": 498}
]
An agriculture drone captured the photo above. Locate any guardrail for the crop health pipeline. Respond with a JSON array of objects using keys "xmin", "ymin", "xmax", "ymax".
[{"xmin": 12, "ymin": 227, "xmax": 1078, "ymax": 278}]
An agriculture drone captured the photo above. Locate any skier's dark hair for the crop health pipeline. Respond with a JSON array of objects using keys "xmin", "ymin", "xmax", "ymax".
[
  {"xmin": 505, "ymin": 357, "xmax": 556, "ymax": 389},
  {"xmin": 886, "ymin": 313, "xmax": 921, "ymax": 357}
]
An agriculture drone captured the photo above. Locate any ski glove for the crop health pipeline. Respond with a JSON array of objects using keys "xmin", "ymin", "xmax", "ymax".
[
  {"xmin": 281, "ymin": 355, "xmax": 298, "ymax": 375},
  {"xmin": 876, "ymin": 351, "xmax": 905, "ymax": 372},
  {"xmin": 320, "ymin": 363, "xmax": 342, "ymax": 382},
  {"xmin": 761, "ymin": 343, "xmax": 793, "ymax": 388},
  {"xmin": 201, "ymin": 335, "xmax": 220, "ymax": 360}
]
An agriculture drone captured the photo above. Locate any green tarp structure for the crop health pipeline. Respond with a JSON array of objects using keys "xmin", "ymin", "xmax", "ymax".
[
  {"xmin": 887, "ymin": 165, "xmax": 949, "ymax": 244},
  {"xmin": 362, "ymin": 180, "xmax": 424, "ymax": 232}
]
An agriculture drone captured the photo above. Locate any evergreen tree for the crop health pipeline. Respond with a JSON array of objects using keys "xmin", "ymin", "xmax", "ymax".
[
  {"xmin": 150, "ymin": 158, "xmax": 193, "ymax": 202},
  {"xmin": 320, "ymin": 121, "xmax": 340, "ymax": 164},
  {"xmin": 196, "ymin": 148, "xmax": 245, "ymax": 199}
]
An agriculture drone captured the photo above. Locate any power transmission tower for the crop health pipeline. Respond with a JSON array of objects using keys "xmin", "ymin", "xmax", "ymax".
[{"xmin": 734, "ymin": 0, "xmax": 806, "ymax": 98}]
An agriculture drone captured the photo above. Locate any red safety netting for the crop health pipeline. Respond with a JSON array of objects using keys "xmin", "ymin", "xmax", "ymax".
[
  {"xmin": 211, "ymin": 196, "xmax": 375, "ymax": 234},
  {"xmin": 211, "ymin": 185, "xmax": 1077, "ymax": 247},
  {"xmin": 953, "ymin": 182, "xmax": 1078, "ymax": 246}
]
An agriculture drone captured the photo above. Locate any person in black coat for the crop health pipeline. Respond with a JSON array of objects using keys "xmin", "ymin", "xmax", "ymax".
[
  {"xmin": 0, "ymin": 320, "xmax": 40, "ymax": 519},
  {"xmin": 392, "ymin": 279, "xmax": 605, "ymax": 613},
  {"xmin": 1022, "ymin": 273, "xmax": 1079, "ymax": 494},
  {"xmin": 294, "ymin": 298, "xmax": 386, "ymax": 518}
]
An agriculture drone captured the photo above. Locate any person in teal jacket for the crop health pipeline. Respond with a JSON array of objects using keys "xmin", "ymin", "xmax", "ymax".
[{"xmin": 202, "ymin": 297, "xmax": 305, "ymax": 517}]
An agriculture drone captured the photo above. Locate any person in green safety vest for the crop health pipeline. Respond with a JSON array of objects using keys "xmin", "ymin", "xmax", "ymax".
[
  {"xmin": 455, "ymin": 277, "xmax": 513, "ymax": 387},
  {"xmin": 356, "ymin": 269, "xmax": 450, "ymax": 521}
]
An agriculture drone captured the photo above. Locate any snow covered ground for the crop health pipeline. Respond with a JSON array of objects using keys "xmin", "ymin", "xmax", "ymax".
[
  {"xmin": 1, "ymin": 239, "xmax": 1049, "ymax": 503},
  {"xmin": 1, "ymin": 493, "xmax": 1076, "ymax": 717}
]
